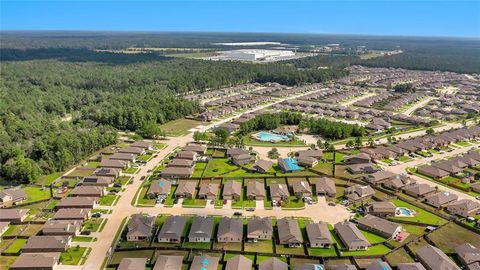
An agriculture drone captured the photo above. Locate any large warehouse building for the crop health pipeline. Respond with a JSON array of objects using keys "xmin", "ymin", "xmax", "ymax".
[{"xmin": 212, "ymin": 49, "xmax": 296, "ymax": 61}]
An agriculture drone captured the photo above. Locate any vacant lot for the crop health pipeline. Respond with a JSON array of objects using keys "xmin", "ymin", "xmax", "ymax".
[
  {"xmin": 159, "ymin": 119, "xmax": 204, "ymax": 136},
  {"xmin": 428, "ymin": 222, "xmax": 480, "ymax": 253}
]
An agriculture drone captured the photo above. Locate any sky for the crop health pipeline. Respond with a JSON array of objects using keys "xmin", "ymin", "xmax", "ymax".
[{"xmin": 1, "ymin": 1, "xmax": 479, "ymax": 37}]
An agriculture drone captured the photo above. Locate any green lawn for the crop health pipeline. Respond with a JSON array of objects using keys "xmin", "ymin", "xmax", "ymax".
[
  {"xmin": 99, "ymin": 194, "xmax": 119, "ymax": 206},
  {"xmin": 60, "ymin": 247, "xmax": 90, "ymax": 265},
  {"xmin": 159, "ymin": 118, "xmax": 204, "ymax": 136},
  {"xmin": 360, "ymin": 229, "xmax": 387, "ymax": 244},
  {"xmin": 192, "ymin": 162, "xmax": 207, "ymax": 177},
  {"xmin": 136, "ymin": 154, "xmax": 152, "ymax": 162},
  {"xmin": 281, "ymin": 196, "xmax": 305, "ymax": 209},
  {"xmin": 0, "ymin": 256, "xmax": 17, "ymax": 270},
  {"xmin": 398, "ymin": 156, "xmax": 412, "ymax": 162},
  {"xmin": 389, "ymin": 199, "xmax": 447, "ymax": 225},
  {"xmin": 110, "ymin": 250, "xmax": 154, "ymax": 265},
  {"xmin": 72, "ymin": 236, "xmax": 97, "ymax": 242},
  {"xmin": 307, "ymin": 246, "xmax": 338, "ymax": 256},
  {"xmin": 244, "ymin": 240, "xmax": 274, "ymax": 253},
  {"xmin": 5, "ymin": 238, "xmax": 27, "ymax": 253},
  {"xmin": 82, "ymin": 218, "xmax": 105, "ymax": 232},
  {"xmin": 83, "ymin": 161, "xmax": 100, "ymax": 168},
  {"xmin": 24, "ymin": 186, "xmax": 51, "ymax": 203},
  {"xmin": 182, "ymin": 198, "xmax": 206, "ymax": 208},
  {"xmin": 122, "ymin": 167, "xmax": 139, "ymax": 174},
  {"xmin": 202, "ymin": 158, "xmax": 239, "ymax": 177},
  {"xmin": 36, "ymin": 172, "xmax": 63, "ymax": 185},
  {"xmin": 182, "ymin": 241, "xmax": 211, "ymax": 249}
]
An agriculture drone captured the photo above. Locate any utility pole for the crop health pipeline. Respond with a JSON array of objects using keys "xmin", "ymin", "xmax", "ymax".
[{"xmin": 332, "ymin": 150, "xmax": 336, "ymax": 176}]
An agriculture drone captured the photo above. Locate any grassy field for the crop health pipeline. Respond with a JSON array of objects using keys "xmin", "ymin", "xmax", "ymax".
[
  {"xmin": 99, "ymin": 194, "xmax": 119, "ymax": 206},
  {"xmin": 428, "ymin": 222, "xmax": 480, "ymax": 253},
  {"xmin": 341, "ymin": 244, "xmax": 391, "ymax": 256},
  {"xmin": 24, "ymin": 186, "xmax": 51, "ymax": 202},
  {"xmin": 385, "ymin": 248, "xmax": 415, "ymax": 267},
  {"xmin": 307, "ymin": 246, "xmax": 338, "ymax": 256},
  {"xmin": 389, "ymin": 199, "xmax": 447, "ymax": 225},
  {"xmin": 36, "ymin": 172, "xmax": 63, "ymax": 185},
  {"xmin": 82, "ymin": 218, "xmax": 105, "ymax": 232},
  {"xmin": 182, "ymin": 241, "xmax": 212, "ymax": 249},
  {"xmin": 60, "ymin": 247, "xmax": 90, "ymax": 265},
  {"xmin": 202, "ymin": 158, "xmax": 239, "ymax": 177},
  {"xmin": 5, "ymin": 238, "xmax": 27, "ymax": 253},
  {"xmin": 159, "ymin": 119, "xmax": 204, "ymax": 136}
]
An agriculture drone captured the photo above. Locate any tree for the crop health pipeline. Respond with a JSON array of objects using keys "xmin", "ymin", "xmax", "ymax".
[
  {"xmin": 193, "ymin": 131, "xmax": 208, "ymax": 142},
  {"xmin": 136, "ymin": 121, "xmax": 164, "ymax": 139},
  {"xmin": 426, "ymin": 128, "xmax": 435, "ymax": 135},
  {"xmin": 317, "ymin": 139, "xmax": 324, "ymax": 149},
  {"xmin": 268, "ymin": 148, "xmax": 280, "ymax": 159},
  {"xmin": 354, "ymin": 137, "xmax": 363, "ymax": 149},
  {"xmin": 309, "ymin": 144, "xmax": 316, "ymax": 150},
  {"xmin": 346, "ymin": 140, "xmax": 354, "ymax": 148},
  {"xmin": 368, "ymin": 137, "xmax": 375, "ymax": 148},
  {"xmin": 323, "ymin": 141, "xmax": 331, "ymax": 151}
]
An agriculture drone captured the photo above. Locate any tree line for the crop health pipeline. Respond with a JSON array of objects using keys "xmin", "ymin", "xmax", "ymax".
[{"xmin": 239, "ymin": 112, "xmax": 303, "ymax": 135}]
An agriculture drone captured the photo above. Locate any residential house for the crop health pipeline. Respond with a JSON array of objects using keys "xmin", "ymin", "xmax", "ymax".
[
  {"xmin": 127, "ymin": 214, "xmax": 155, "ymax": 242},
  {"xmin": 247, "ymin": 180, "xmax": 265, "ymax": 200},
  {"xmin": 161, "ymin": 166, "xmax": 194, "ymax": 178},
  {"xmin": 0, "ymin": 209, "xmax": 29, "ymax": 223},
  {"xmin": 365, "ymin": 171, "xmax": 398, "ymax": 185},
  {"xmin": 175, "ymin": 181, "xmax": 197, "ymax": 199},
  {"xmin": 297, "ymin": 150, "xmax": 323, "ymax": 160},
  {"xmin": 0, "ymin": 187, "xmax": 27, "ymax": 208},
  {"xmin": 10, "ymin": 252, "xmax": 61, "ymax": 270},
  {"xmin": 22, "ymin": 236, "xmax": 71, "ymax": 253},
  {"xmin": 152, "ymin": 255, "xmax": 184, "ymax": 270},
  {"xmin": 312, "ymin": 177, "xmax": 336, "ymax": 197},
  {"xmin": 167, "ymin": 159, "xmax": 195, "ymax": 168},
  {"xmin": 416, "ymin": 245, "xmax": 460, "ymax": 270},
  {"xmin": 291, "ymin": 180, "xmax": 312, "ymax": 198},
  {"xmin": 277, "ymin": 218, "xmax": 303, "ymax": 247},
  {"xmin": 344, "ymin": 185, "xmax": 375, "ymax": 203},
  {"xmin": 227, "ymin": 148, "xmax": 249, "ymax": 158},
  {"xmin": 131, "ymin": 141, "xmax": 153, "ymax": 150},
  {"xmin": 217, "ymin": 217, "xmax": 243, "ymax": 243},
  {"xmin": 344, "ymin": 153, "xmax": 371, "ymax": 164},
  {"xmin": 296, "ymin": 264, "xmax": 327, "ymax": 270},
  {"xmin": 182, "ymin": 144, "xmax": 206, "ymax": 155},
  {"xmin": 331, "ymin": 264, "xmax": 358, "ymax": 270},
  {"xmin": 52, "ymin": 208, "xmax": 90, "ymax": 221},
  {"xmin": 94, "ymin": 167, "xmax": 121, "ymax": 178},
  {"xmin": 357, "ymin": 215, "xmax": 402, "ymax": 239},
  {"xmin": 81, "ymin": 175, "xmax": 115, "ymax": 187},
  {"xmin": 99, "ymin": 158, "xmax": 129, "ymax": 169},
  {"xmin": 109, "ymin": 152, "xmax": 137, "ymax": 162},
  {"xmin": 455, "ymin": 243, "xmax": 480, "ymax": 270},
  {"xmin": 0, "ymin": 222, "xmax": 10, "ymax": 237},
  {"xmin": 188, "ymin": 216, "xmax": 214, "ymax": 242},
  {"xmin": 175, "ymin": 151, "xmax": 197, "ymax": 160},
  {"xmin": 259, "ymin": 258, "xmax": 289, "ymax": 270},
  {"xmin": 306, "ymin": 222, "xmax": 333, "ymax": 248},
  {"xmin": 397, "ymin": 263, "xmax": 426, "ymax": 270},
  {"xmin": 247, "ymin": 217, "xmax": 272, "ymax": 241},
  {"xmin": 403, "ymin": 184, "xmax": 436, "ymax": 198},
  {"xmin": 346, "ymin": 163, "xmax": 379, "ymax": 174},
  {"xmin": 277, "ymin": 158, "xmax": 301, "ymax": 172},
  {"xmin": 226, "ymin": 255, "xmax": 253, "ymax": 270},
  {"xmin": 382, "ymin": 176, "xmax": 415, "ymax": 191},
  {"xmin": 223, "ymin": 180, "xmax": 242, "ymax": 201},
  {"xmin": 118, "ymin": 258, "xmax": 147, "ymax": 270},
  {"xmin": 232, "ymin": 153, "xmax": 252, "ymax": 166},
  {"xmin": 147, "ymin": 179, "xmax": 172, "ymax": 199},
  {"xmin": 431, "ymin": 160, "xmax": 463, "ymax": 175},
  {"xmin": 296, "ymin": 156, "xmax": 318, "ymax": 168},
  {"xmin": 417, "ymin": 165, "xmax": 450, "ymax": 179},
  {"xmin": 365, "ymin": 261, "xmax": 392, "ymax": 270},
  {"xmin": 42, "ymin": 220, "xmax": 81, "ymax": 236},
  {"xmin": 69, "ymin": 186, "xmax": 105, "ymax": 197},
  {"xmin": 334, "ymin": 222, "xmax": 370, "ymax": 251},
  {"xmin": 191, "ymin": 255, "xmax": 219, "ymax": 270},
  {"xmin": 119, "ymin": 146, "xmax": 146, "ymax": 155},
  {"xmin": 424, "ymin": 192, "xmax": 458, "ymax": 208},
  {"xmin": 446, "ymin": 199, "xmax": 480, "ymax": 217},
  {"xmin": 251, "ymin": 160, "xmax": 273, "ymax": 173},
  {"xmin": 365, "ymin": 201, "xmax": 397, "ymax": 217},
  {"xmin": 269, "ymin": 183, "xmax": 289, "ymax": 202},
  {"xmin": 157, "ymin": 215, "xmax": 187, "ymax": 243},
  {"xmin": 198, "ymin": 182, "xmax": 220, "ymax": 200},
  {"xmin": 55, "ymin": 197, "xmax": 97, "ymax": 209}
]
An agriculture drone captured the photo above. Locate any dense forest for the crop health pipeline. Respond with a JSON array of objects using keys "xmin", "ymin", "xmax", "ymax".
[
  {"xmin": 0, "ymin": 47, "xmax": 345, "ymax": 183},
  {"xmin": 305, "ymin": 118, "xmax": 365, "ymax": 139},
  {"xmin": 239, "ymin": 112, "xmax": 304, "ymax": 134}
]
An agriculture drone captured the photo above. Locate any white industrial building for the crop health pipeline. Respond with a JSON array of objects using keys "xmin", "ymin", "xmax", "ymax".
[{"xmin": 213, "ymin": 49, "xmax": 296, "ymax": 61}]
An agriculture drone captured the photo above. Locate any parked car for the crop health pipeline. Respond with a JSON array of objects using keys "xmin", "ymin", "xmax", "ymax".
[
  {"xmin": 140, "ymin": 176, "xmax": 146, "ymax": 180},
  {"xmin": 80, "ymin": 231, "xmax": 91, "ymax": 235},
  {"xmin": 246, "ymin": 208, "xmax": 255, "ymax": 212},
  {"xmin": 92, "ymin": 213, "xmax": 101, "ymax": 218},
  {"xmin": 233, "ymin": 212, "xmax": 242, "ymax": 216},
  {"xmin": 210, "ymin": 200, "xmax": 215, "ymax": 205},
  {"xmin": 328, "ymin": 202, "xmax": 336, "ymax": 206},
  {"xmin": 113, "ymin": 183, "xmax": 122, "ymax": 188}
]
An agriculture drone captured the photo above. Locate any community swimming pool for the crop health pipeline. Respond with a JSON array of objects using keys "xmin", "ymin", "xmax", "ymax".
[
  {"xmin": 253, "ymin": 131, "xmax": 291, "ymax": 142},
  {"xmin": 396, "ymin": 207, "xmax": 416, "ymax": 217}
]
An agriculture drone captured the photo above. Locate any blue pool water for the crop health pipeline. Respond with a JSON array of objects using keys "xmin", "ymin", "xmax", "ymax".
[
  {"xmin": 396, "ymin": 207, "xmax": 414, "ymax": 216},
  {"xmin": 284, "ymin": 157, "xmax": 301, "ymax": 171},
  {"xmin": 255, "ymin": 131, "xmax": 290, "ymax": 142}
]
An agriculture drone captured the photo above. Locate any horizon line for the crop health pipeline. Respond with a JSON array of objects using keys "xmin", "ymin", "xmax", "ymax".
[{"xmin": 2, "ymin": 29, "xmax": 479, "ymax": 40}]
